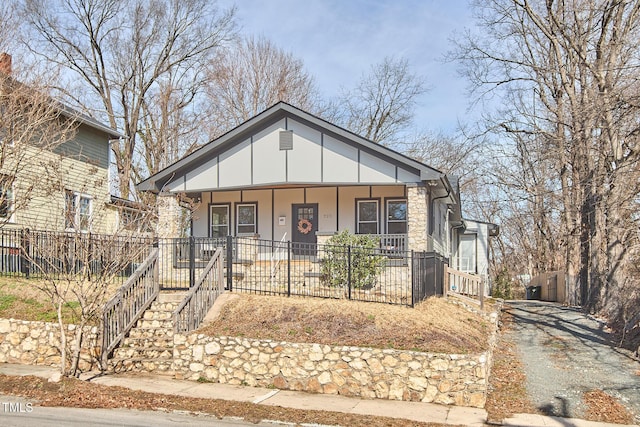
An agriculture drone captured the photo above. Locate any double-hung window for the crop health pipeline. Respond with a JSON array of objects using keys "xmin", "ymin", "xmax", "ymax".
[
  {"xmin": 65, "ymin": 190, "xmax": 91, "ymax": 232},
  {"xmin": 210, "ymin": 204, "xmax": 230, "ymax": 238},
  {"xmin": 357, "ymin": 200, "xmax": 379, "ymax": 234},
  {"xmin": 386, "ymin": 199, "xmax": 407, "ymax": 234},
  {"xmin": 236, "ymin": 203, "xmax": 257, "ymax": 235},
  {"xmin": 0, "ymin": 174, "xmax": 13, "ymax": 221}
]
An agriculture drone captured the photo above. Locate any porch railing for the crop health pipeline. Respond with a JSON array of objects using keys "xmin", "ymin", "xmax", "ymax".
[
  {"xmin": 173, "ymin": 247, "xmax": 224, "ymax": 333},
  {"xmin": 101, "ymin": 248, "xmax": 159, "ymax": 367},
  {"xmin": 446, "ymin": 266, "xmax": 484, "ymax": 309}
]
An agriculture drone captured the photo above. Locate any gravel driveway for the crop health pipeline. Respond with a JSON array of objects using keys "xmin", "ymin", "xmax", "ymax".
[{"xmin": 504, "ymin": 300, "xmax": 640, "ymax": 424}]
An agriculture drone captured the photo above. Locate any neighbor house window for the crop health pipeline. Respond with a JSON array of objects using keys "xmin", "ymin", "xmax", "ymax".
[
  {"xmin": 386, "ymin": 199, "xmax": 407, "ymax": 234},
  {"xmin": 236, "ymin": 203, "xmax": 257, "ymax": 235},
  {"xmin": 210, "ymin": 204, "xmax": 230, "ymax": 238},
  {"xmin": 357, "ymin": 200, "xmax": 378, "ymax": 234},
  {"xmin": 0, "ymin": 174, "xmax": 13, "ymax": 220},
  {"xmin": 65, "ymin": 190, "xmax": 91, "ymax": 232}
]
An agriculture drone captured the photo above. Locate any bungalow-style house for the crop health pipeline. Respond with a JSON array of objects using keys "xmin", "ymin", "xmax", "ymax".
[
  {"xmin": 139, "ymin": 102, "xmax": 496, "ymax": 288},
  {"xmin": 0, "ymin": 53, "xmax": 131, "ymax": 235}
]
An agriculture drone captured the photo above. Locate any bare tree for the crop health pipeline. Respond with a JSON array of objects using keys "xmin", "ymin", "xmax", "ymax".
[
  {"xmin": 20, "ymin": 0, "xmax": 237, "ymax": 199},
  {"xmin": 204, "ymin": 35, "xmax": 321, "ymax": 137},
  {"xmin": 454, "ymin": 0, "xmax": 640, "ymax": 322},
  {"xmin": 336, "ymin": 56, "xmax": 426, "ymax": 145}
]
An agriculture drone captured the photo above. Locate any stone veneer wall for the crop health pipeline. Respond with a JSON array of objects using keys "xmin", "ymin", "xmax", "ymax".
[
  {"xmin": 406, "ymin": 184, "xmax": 429, "ymax": 253},
  {"xmin": 173, "ymin": 334, "xmax": 492, "ymax": 408},
  {"xmin": 0, "ymin": 318, "xmax": 100, "ymax": 371}
]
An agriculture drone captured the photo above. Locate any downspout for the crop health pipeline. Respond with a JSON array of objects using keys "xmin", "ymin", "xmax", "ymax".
[{"xmin": 429, "ymin": 176, "xmax": 451, "ymax": 236}]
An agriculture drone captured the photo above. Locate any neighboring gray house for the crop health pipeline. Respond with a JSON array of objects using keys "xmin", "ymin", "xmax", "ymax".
[{"xmin": 138, "ymin": 102, "xmax": 496, "ymax": 284}]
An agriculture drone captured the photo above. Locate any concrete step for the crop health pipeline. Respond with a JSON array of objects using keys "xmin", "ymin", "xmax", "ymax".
[{"xmin": 157, "ymin": 292, "xmax": 187, "ymax": 304}]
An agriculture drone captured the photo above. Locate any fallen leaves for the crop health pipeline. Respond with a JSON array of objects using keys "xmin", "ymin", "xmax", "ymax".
[{"xmin": 583, "ymin": 390, "xmax": 635, "ymax": 425}]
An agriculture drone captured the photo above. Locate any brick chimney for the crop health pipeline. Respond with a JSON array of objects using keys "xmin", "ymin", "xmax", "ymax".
[{"xmin": 0, "ymin": 53, "xmax": 12, "ymax": 75}]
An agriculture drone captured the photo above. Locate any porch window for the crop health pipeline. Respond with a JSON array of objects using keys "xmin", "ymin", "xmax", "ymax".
[
  {"xmin": 210, "ymin": 204, "xmax": 229, "ymax": 238},
  {"xmin": 65, "ymin": 190, "xmax": 91, "ymax": 232},
  {"xmin": 386, "ymin": 199, "xmax": 407, "ymax": 234},
  {"xmin": 0, "ymin": 174, "xmax": 13, "ymax": 220},
  {"xmin": 357, "ymin": 200, "xmax": 378, "ymax": 234},
  {"xmin": 236, "ymin": 203, "xmax": 257, "ymax": 234}
]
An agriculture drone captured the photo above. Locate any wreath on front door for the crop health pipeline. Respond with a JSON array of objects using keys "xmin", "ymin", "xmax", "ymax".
[{"xmin": 297, "ymin": 218, "xmax": 313, "ymax": 234}]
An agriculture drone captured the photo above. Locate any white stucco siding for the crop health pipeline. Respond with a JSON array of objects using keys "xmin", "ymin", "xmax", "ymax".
[
  {"xmin": 288, "ymin": 119, "xmax": 322, "ymax": 182},
  {"xmin": 372, "ymin": 185, "xmax": 405, "ymax": 198},
  {"xmin": 307, "ymin": 187, "xmax": 337, "ymax": 233},
  {"xmin": 359, "ymin": 151, "xmax": 396, "ymax": 183},
  {"xmin": 219, "ymin": 138, "xmax": 252, "ymax": 187},
  {"xmin": 253, "ymin": 120, "xmax": 286, "ymax": 185},
  {"xmin": 273, "ymin": 188, "xmax": 305, "ymax": 240},
  {"xmin": 184, "ymin": 157, "xmax": 218, "ymax": 191},
  {"xmin": 397, "ymin": 167, "xmax": 421, "ymax": 183},
  {"xmin": 322, "ymin": 135, "xmax": 359, "ymax": 183},
  {"xmin": 337, "ymin": 186, "xmax": 369, "ymax": 232}
]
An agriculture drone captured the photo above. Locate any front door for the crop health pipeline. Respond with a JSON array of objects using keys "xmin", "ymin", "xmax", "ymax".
[{"xmin": 292, "ymin": 204, "xmax": 318, "ymax": 256}]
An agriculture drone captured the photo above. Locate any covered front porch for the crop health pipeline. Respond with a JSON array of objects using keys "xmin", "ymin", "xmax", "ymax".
[{"xmin": 187, "ymin": 183, "xmax": 421, "ymax": 252}]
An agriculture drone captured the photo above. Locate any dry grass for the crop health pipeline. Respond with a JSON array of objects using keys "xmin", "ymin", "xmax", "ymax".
[
  {"xmin": 583, "ymin": 390, "xmax": 636, "ymax": 425},
  {"xmin": 200, "ymin": 294, "xmax": 490, "ymax": 354}
]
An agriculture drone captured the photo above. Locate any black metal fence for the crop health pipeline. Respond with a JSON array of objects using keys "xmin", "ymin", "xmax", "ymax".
[
  {"xmin": 0, "ymin": 228, "xmax": 155, "ymax": 286},
  {"xmin": 156, "ymin": 236, "xmax": 448, "ymax": 307}
]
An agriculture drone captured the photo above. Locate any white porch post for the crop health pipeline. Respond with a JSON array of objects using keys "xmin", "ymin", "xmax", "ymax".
[{"xmin": 407, "ymin": 184, "xmax": 429, "ymax": 253}]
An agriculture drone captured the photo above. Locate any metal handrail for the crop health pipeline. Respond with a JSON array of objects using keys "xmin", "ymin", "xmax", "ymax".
[
  {"xmin": 270, "ymin": 233, "xmax": 287, "ymax": 278},
  {"xmin": 101, "ymin": 248, "xmax": 159, "ymax": 367},
  {"xmin": 173, "ymin": 247, "xmax": 224, "ymax": 333}
]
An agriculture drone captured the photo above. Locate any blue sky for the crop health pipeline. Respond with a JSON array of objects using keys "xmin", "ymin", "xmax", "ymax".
[{"xmin": 220, "ymin": 0, "xmax": 476, "ymax": 134}]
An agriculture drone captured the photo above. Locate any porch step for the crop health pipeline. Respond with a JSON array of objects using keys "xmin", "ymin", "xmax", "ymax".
[
  {"xmin": 109, "ymin": 290, "xmax": 186, "ymax": 375},
  {"xmin": 233, "ymin": 258, "xmax": 254, "ymax": 266}
]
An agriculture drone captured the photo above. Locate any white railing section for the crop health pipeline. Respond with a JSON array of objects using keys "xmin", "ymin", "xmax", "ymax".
[{"xmin": 446, "ymin": 266, "xmax": 484, "ymax": 309}]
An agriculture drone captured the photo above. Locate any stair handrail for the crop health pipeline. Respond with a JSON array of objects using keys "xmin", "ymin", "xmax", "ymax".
[
  {"xmin": 270, "ymin": 232, "xmax": 287, "ymax": 278},
  {"xmin": 173, "ymin": 247, "xmax": 224, "ymax": 333},
  {"xmin": 101, "ymin": 248, "xmax": 160, "ymax": 368}
]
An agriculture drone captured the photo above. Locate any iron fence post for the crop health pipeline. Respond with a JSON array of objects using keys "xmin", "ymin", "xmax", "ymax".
[
  {"xmin": 226, "ymin": 235, "xmax": 233, "ymax": 291},
  {"xmin": 287, "ymin": 241, "xmax": 291, "ymax": 297},
  {"xmin": 189, "ymin": 236, "xmax": 195, "ymax": 288},
  {"xmin": 347, "ymin": 245, "xmax": 351, "ymax": 300},
  {"xmin": 410, "ymin": 250, "xmax": 414, "ymax": 307}
]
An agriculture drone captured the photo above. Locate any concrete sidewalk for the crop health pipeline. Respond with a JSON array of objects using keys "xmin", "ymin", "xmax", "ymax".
[{"xmin": 0, "ymin": 363, "xmax": 637, "ymax": 427}]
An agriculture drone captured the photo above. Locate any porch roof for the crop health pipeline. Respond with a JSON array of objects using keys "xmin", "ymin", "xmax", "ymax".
[{"xmin": 138, "ymin": 102, "xmax": 446, "ymax": 194}]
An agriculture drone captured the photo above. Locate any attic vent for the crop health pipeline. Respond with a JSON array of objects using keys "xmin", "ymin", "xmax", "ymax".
[{"xmin": 279, "ymin": 130, "xmax": 293, "ymax": 150}]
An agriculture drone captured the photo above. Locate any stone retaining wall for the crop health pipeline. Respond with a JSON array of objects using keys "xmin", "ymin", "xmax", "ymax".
[
  {"xmin": 173, "ymin": 334, "xmax": 490, "ymax": 407},
  {"xmin": 0, "ymin": 318, "xmax": 99, "ymax": 371}
]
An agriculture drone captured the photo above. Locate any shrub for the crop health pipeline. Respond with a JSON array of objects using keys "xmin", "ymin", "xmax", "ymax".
[{"xmin": 320, "ymin": 230, "xmax": 386, "ymax": 290}]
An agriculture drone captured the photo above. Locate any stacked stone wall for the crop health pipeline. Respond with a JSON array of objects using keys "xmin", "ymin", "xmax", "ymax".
[
  {"xmin": 172, "ymin": 334, "xmax": 490, "ymax": 408},
  {"xmin": 0, "ymin": 318, "xmax": 99, "ymax": 371}
]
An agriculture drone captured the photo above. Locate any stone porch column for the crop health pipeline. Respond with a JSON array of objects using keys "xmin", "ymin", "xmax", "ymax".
[
  {"xmin": 156, "ymin": 193, "xmax": 182, "ymax": 285},
  {"xmin": 407, "ymin": 184, "xmax": 429, "ymax": 253},
  {"xmin": 156, "ymin": 192, "xmax": 182, "ymax": 239}
]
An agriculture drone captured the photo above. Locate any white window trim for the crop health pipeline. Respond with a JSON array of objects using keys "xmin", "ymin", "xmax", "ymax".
[
  {"xmin": 385, "ymin": 199, "xmax": 407, "ymax": 234},
  {"xmin": 357, "ymin": 199, "xmax": 379, "ymax": 234},
  {"xmin": 0, "ymin": 179, "xmax": 15, "ymax": 223},
  {"xmin": 236, "ymin": 203, "xmax": 257, "ymax": 235},
  {"xmin": 65, "ymin": 190, "xmax": 93, "ymax": 233},
  {"xmin": 209, "ymin": 204, "xmax": 230, "ymax": 238}
]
